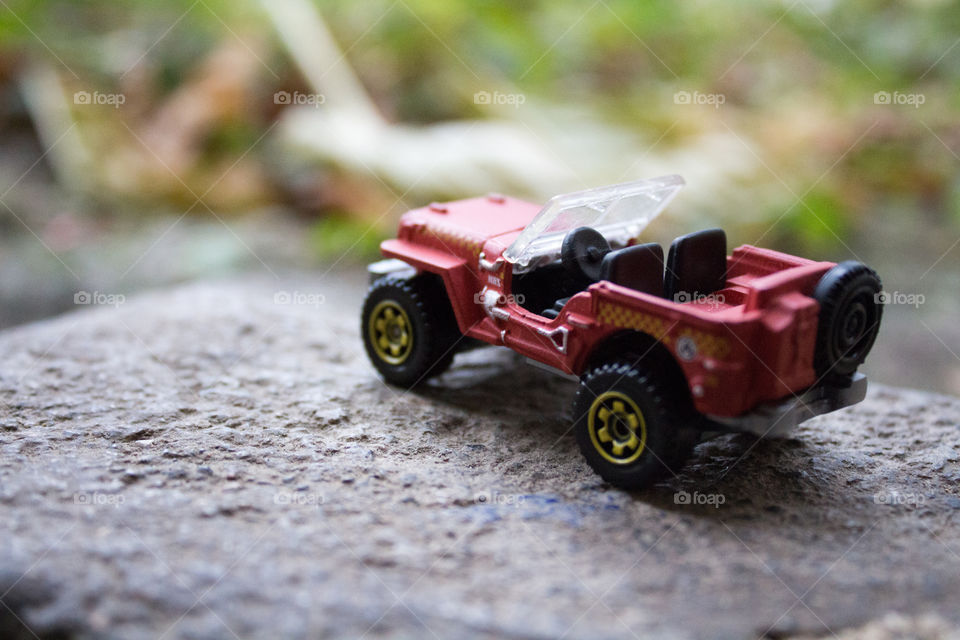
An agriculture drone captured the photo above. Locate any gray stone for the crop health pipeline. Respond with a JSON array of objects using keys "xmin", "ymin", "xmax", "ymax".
[{"xmin": 0, "ymin": 273, "xmax": 959, "ymax": 639}]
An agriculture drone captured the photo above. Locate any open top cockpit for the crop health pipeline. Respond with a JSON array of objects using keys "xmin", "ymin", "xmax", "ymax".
[{"xmin": 502, "ymin": 175, "xmax": 734, "ymax": 317}]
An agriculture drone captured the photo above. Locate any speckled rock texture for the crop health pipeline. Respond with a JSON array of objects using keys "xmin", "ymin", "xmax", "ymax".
[{"xmin": 1, "ymin": 272, "xmax": 959, "ymax": 640}]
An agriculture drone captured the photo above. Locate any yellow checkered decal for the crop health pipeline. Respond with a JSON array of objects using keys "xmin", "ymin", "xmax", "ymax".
[
  {"xmin": 597, "ymin": 302, "xmax": 673, "ymax": 343},
  {"xmin": 412, "ymin": 225, "xmax": 483, "ymax": 257},
  {"xmin": 597, "ymin": 302, "xmax": 730, "ymax": 359}
]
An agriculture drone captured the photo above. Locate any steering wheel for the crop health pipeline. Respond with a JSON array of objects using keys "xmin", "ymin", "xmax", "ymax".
[{"xmin": 561, "ymin": 227, "xmax": 611, "ymax": 281}]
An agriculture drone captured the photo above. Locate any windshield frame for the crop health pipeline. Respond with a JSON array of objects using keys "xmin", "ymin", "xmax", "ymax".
[{"xmin": 503, "ymin": 175, "xmax": 685, "ymax": 273}]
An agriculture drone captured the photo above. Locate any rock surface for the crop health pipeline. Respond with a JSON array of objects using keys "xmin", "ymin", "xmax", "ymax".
[{"xmin": 1, "ymin": 272, "xmax": 959, "ymax": 640}]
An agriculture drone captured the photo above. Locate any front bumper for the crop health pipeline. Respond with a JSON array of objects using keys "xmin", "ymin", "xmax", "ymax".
[
  {"xmin": 367, "ymin": 258, "xmax": 416, "ymax": 284},
  {"xmin": 704, "ymin": 373, "xmax": 867, "ymax": 438}
]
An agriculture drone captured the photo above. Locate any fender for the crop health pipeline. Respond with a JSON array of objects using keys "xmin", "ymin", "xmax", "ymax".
[{"xmin": 380, "ymin": 239, "xmax": 485, "ymax": 334}]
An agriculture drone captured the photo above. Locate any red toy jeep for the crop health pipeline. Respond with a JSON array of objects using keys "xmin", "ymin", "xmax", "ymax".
[{"xmin": 362, "ymin": 176, "xmax": 882, "ymax": 489}]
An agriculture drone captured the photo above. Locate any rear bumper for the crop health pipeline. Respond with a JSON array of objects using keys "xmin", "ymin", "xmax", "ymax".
[{"xmin": 704, "ymin": 373, "xmax": 867, "ymax": 438}]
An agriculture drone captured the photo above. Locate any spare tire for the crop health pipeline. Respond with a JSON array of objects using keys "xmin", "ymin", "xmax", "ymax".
[{"xmin": 812, "ymin": 261, "xmax": 883, "ymax": 379}]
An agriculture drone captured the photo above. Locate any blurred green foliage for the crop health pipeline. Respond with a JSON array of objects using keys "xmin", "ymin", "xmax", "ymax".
[
  {"xmin": 309, "ymin": 214, "xmax": 386, "ymax": 262},
  {"xmin": 1, "ymin": 0, "xmax": 958, "ymax": 256}
]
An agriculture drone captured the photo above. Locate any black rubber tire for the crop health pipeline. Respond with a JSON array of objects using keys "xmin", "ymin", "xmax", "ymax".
[
  {"xmin": 561, "ymin": 227, "xmax": 610, "ymax": 281},
  {"xmin": 573, "ymin": 362, "xmax": 697, "ymax": 490},
  {"xmin": 812, "ymin": 261, "xmax": 883, "ymax": 380},
  {"xmin": 361, "ymin": 275, "xmax": 459, "ymax": 387}
]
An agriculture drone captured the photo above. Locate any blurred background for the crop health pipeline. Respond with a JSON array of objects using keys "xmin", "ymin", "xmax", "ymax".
[{"xmin": 0, "ymin": 0, "xmax": 957, "ymax": 393}]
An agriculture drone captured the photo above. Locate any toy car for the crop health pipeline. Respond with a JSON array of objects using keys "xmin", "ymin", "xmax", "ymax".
[{"xmin": 361, "ymin": 175, "xmax": 882, "ymax": 489}]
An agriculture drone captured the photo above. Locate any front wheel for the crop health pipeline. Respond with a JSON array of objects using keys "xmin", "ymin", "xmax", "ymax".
[
  {"xmin": 573, "ymin": 362, "xmax": 696, "ymax": 490},
  {"xmin": 361, "ymin": 275, "xmax": 459, "ymax": 387}
]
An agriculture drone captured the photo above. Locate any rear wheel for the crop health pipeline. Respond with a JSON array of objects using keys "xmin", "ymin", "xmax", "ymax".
[
  {"xmin": 812, "ymin": 261, "xmax": 882, "ymax": 380},
  {"xmin": 573, "ymin": 362, "xmax": 697, "ymax": 490},
  {"xmin": 361, "ymin": 275, "xmax": 459, "ymax": 387}
]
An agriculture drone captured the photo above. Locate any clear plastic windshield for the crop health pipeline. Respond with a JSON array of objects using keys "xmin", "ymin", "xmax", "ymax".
[{"xmin": 503, "ymin": 175, "xmax": 685, "ymax": 272}]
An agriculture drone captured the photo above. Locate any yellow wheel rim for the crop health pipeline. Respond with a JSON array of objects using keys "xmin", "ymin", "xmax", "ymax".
[
  {"xmin": 587, "ymin": 391, "xmax": 647, "ymax": 465},
  {"xmin": 369, "ymin": 300, "xmax": 413, "ymax": 365}
]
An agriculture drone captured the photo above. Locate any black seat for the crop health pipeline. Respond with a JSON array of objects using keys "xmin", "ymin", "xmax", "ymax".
[
  {"xmin": 663, "ymin": 229, "xmax": 727, "ymax": 302},
  {"xmin": 541, "ymin": 297, "xmax": 570, "ymax": 319},
  {"xmin": 599, "ymin": 243, "xmax": 664, "ymax": 296}
]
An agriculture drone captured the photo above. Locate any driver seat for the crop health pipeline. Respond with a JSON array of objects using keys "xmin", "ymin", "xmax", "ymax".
[
  {"xmin": 541, "ymin": 242, "xmax": 665, "ymax": 318},
  {"xmin": 599, "ymin": 243, "xmax": 664, "ymax": 296}
]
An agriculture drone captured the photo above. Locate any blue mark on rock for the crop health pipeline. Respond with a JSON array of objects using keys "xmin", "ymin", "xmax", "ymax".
[{"xmin": 459, "ymin": 493, "xmax": 622, "ymax": 527}]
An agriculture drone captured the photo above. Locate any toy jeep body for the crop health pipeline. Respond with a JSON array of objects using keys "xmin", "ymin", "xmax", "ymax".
[{"xmin": 362, "ymin": 176, "xmax": 882, "ymax": 489}]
